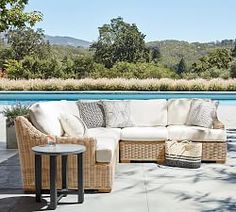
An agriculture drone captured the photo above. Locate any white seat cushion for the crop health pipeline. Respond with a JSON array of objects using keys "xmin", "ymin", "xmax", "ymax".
[
  {"xmin": 87, "ymin": 127, "xmax": 121, "ymax": 163},
  {"xmin": 167, "ymin": 99, "xmax": 192, "ymax": 125},
  {"xmin": 120, "ymin": 127, "xmax": 168, "ymax": 141},
  {"xmin": 87, "ymin": 127, "xmax": 121, "ymax": 141},
  {"xmin": 95, "ymin": 137, "xmax": 118, "ymax": 163},
  {"xmin": 129, "ymin": 100, "xmax": 167, "ymax": 126},
  {"xmin": 167, "ymin": 125, "xmax": 226, "ymax": 141}
]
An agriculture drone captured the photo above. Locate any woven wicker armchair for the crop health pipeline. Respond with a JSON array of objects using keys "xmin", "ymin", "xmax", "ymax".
[{"xmin": 15, "ymin": 116, "xmax": 117, "ymax": 193}]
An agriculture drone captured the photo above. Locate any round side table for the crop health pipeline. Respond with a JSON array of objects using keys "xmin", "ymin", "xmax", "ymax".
[{"xmin": 32, "ymin": 144, "xmax": 86, "ymax": 210}]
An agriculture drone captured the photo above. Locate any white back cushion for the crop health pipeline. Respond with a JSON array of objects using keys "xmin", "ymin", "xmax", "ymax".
[
  {"xmin": 29, "ymin": 101, "xmax": 79, "ymax": 136},
  {"xmin": 167, "ymin": 99, "xmax": 192, "ymax": 125},
  {"xmin": 60, "ymin": 100, "xmax": 80, "ymax": 117},
  {"xmin": 129, "ymin": 99, "xmax": 167, "ymax": 126}
]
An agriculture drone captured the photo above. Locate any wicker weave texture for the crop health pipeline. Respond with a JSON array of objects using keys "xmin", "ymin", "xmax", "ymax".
[
  {"xmin": 119, "ymin": 140, "xmax": 227, "ymax": 163},
  {"xmin": 201, "ymin": 141, "xmax": 226, "ymax": 162},
  {"xmin": 119, "ymin": 141, "xmax": 165, "ymax": 162},
  {"xmin": 15, "ymin": 116, "xmax": 116, "ymax": 192}
]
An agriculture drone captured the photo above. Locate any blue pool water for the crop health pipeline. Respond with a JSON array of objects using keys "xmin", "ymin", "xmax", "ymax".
[{"xmin": 0, "ymin": 91, "xmax": 236, "ymax": 105}]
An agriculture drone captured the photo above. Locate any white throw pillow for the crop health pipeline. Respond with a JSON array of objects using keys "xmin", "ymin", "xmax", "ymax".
[
  {"xmin": 102, "ymin": 100, "xmax": 133, "ymax": 128},
  {"xmin": 29, "ymin": 102, "xmax": 64, "ymax": 136},
  {"xmin": 186, "ymin": 99, "xmax": 218, "ymax": 128},
  {"xmin": 59, "ymin": 114, "xmax": 87, "ymax": 137}
]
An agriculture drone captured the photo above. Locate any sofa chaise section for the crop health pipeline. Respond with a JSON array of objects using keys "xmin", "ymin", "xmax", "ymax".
[
  {"xmin": 167, "ymin": 99, "xmax": 227, "ymax": 163},
  {"xmin": 167, "ymin": 125, "xmax": 226, "ymax": 162},
  {"xmin": 119, "ymin": 99, "xmax": 227, "ymax": 163}
]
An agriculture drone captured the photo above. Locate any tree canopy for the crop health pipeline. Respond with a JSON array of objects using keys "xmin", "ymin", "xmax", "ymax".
[
  {"xmin": 7, "ymin": 27, "xmax": 50, "ymax": 60},
  {"xmin": 91, "ymin": 17, "xmax": 148, "ymax": 68},
  {"xmin": 232, "ymin": 43, "xmax": 236, "ymax": 57},
  {"xmin": 192, "ymin": 48, "xmax": 232, "ymax": 73},
  {"xmin": 177, "ymin": 57, "xmax": 187, "ymax": 75},
  {"xmin": 0, "ymin": 0, "xmax": 42, "ymax": 32},
  {"xmin": 148, "ymin": 46, "xmax": 161, "ymax": 63}
]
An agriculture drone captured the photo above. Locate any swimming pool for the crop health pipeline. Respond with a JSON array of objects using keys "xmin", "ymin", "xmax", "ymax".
[{"xmin": 0, "ymin": 91, "xmax": 236, "ymax": 105}]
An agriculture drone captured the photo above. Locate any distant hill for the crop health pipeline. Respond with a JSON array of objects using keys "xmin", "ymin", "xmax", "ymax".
[
  {"xmin": 45, "ymin": 35, "xmax": 91, "ymax": 48},
  {"xmin": 147, "ymin": 39, "xmax": 235, "ymax": 68}
]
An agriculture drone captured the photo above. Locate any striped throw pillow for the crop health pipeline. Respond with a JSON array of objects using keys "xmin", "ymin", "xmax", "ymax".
[{"xmin": 165, "ymin": 140, "xmax": 202, "ymax": 169}]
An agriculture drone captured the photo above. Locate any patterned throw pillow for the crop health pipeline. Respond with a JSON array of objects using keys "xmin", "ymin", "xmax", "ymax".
[
  {"xmin": 186, "ymin": 99, "xmax": 218, "ymax": 128},
  {"xmin": 102, "ymin": 100, "xmax": 133, "ymax": 128},
  {"xmin": 77, "ymin": 101, "xmax": 106, "ymax": 128}
]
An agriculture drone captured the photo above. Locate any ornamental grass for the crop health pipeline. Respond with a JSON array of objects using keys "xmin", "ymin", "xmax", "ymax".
[{"xmin": 0, "ymin": 78, "xmax": 236, "ymax": 91}]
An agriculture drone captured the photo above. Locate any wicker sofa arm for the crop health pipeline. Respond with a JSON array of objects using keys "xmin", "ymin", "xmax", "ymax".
[
  {"xmin": 15, "ymin": 116, "xmax": 97, "ymax": 166},
  {"xmin": 15, "ymin": 116, "xmax": 99, "ymax": 191},
  {"xmin": 213, "ymin": 118, "xmax": 225, "ymax": 129}
]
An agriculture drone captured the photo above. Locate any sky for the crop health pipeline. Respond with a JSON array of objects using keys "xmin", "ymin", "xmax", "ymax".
[{"xmin": 26, "ymin": 0, "xmax": 236, "ymax": 43}]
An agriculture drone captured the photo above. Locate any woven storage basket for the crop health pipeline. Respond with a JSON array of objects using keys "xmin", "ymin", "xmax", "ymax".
[{"xmin": 165, "ymin": 140, "xmax": 202, "ymax": 168}]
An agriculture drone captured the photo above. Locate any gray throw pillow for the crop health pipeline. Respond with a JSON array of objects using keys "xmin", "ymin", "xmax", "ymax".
[
  {"xmin": 77, "ymin": 101, "xmax": 106, "ymax": 128},
  {"xmin": 186, "ymin": 99, "xmax": 218, "ymax": 128},
  {"xmin": 102, "ymin": 100, "xmax": 133, "ymax": 128}
]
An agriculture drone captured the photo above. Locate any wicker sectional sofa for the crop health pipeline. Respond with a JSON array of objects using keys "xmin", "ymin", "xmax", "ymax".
[{"xmin": 15, "ymin": 99, "xmax": 227, "ymax": 193}]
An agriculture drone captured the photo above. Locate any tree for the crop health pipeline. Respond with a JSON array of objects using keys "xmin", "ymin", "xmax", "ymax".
[
  {"xmin": 232, "ymin": 43, "xmax": 236, "ymax": 57},
  {"xmin": 191, "ymin": 48, "xmax": 232, "ymax": 73},
  {"xmin": 91, "ymin": 17, "xmax": 148, "ymax": 68},
  {"xmin": 177, "ymin": 57, "xmax": 187, "ymax": 75},
  {"xmin": 0, "ymin": 0, "xmax": 42, "ymax": 32},
  {"xmin": 0, "ymin": 47, "xmax": 12, "ymax": 68},
  {"xmin": 149, "ymin": 46, "xmax": 161, "ymax": 63},
  {"xmin": 208, "ymin": 48, "xmax": 232, "ymax": 69},
  {"xmin": 72, "ymin": 55, "xmax": 94, "ymax": 78},
  {"xmin": 230, "ymin": 61, "xmax": 236, "ymax": 78},
  {"xmin": 7, "ymin": 27, "xmax": 51, "ymax": 60}
]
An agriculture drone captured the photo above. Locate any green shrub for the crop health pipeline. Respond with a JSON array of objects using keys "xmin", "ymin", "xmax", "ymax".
[
  {"xmin": 5, "ymin": 59, "xmax": 31, "ymax": 79},
  {"xmin": 89, "ymin": 62, "xmax": 177, "ymax": 79},
  {"xmin": 1, "ymin": 103, "xmax": 30, "ymax": 126},
  {"xmin": 5, "ymin": 57, "xmax": 64, "ymax": 79}
]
